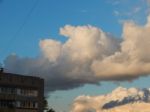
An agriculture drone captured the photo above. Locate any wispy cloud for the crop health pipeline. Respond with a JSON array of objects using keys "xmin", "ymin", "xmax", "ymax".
[
  {"xmin": 113, "ymin": 7, "xmax": 141, "ymax": 17},
  {"xmin": 110, "ymin": 0, "xmax": 149, "ymax": 24},
  {"xmin": 147, "ymin": 0, "xmax": 150, "ymax": 4},
  {"xmin": 80, "ymin": 10, "xmax": 88, "ymax": 13},
  {"xmin": 106, "ymin": 0, "xmax": 127, "ymax": 5},
  {"xmin": 113, "ymin": 10, "xmax": 120, "ymax": 16}
]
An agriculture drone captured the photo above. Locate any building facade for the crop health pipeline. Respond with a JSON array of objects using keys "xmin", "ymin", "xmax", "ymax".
[{"xmin": 0, "ymin": 68, "xmax": 44, "ymax": 112}]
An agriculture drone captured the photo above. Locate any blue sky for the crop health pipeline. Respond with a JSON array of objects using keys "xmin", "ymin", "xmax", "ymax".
[
  {"xmin": 0, "ymin": 0, "xmax": 122, "ymax": 61},
  {"xmin": 0, "ymin": 0, "xmax": 148, "ymax": 61},
  {"xmin": 0, "ymin": 0, "xmax": 150, "ymax": 112}
]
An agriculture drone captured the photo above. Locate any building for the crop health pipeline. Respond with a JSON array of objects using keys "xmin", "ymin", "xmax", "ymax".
[{"xmin": 0, "ymin": 68, "xmax": 44, "ymax": 112}]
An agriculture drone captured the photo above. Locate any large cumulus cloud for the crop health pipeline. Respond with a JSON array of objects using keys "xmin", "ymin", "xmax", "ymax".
[
  {"xmin": 3, "ymin": 15, "xmax": 150, "ymax": 93},
  {"xmin": 71, "ymin": 87, "xmax": 150, "ymax": 112},
  {"xmin": 4, "ymin": 25, "xmax": 119, "ymax": 93},
  {"xmin": 91, "ymin": 15, "xmax": 150, "ymax": 81}
]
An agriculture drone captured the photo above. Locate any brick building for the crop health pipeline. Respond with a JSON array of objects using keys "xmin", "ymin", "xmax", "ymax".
[{"xmin": 0, "ymin": 68, "xmax": 44, "ymax": 112}]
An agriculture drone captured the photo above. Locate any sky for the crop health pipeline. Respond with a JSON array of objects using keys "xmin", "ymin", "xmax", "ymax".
[{"xmin": 0, "ymin": 0, "xmax": 150, "ymax": 112}]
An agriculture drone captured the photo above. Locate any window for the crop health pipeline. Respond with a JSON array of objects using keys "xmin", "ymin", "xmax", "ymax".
[
  {"xmin": 20, "ymin": 89, "xmax": 38, "ymax": 97},
  {"xmin": 0, "ymin": 87, "xmax": 16, "ymax": 94},
  {"xmin": 0, "ymin": 100, "xmax": 16, "ymax": 108},
  {"xmin": 19, "ymin": 101, "xmax": 38, "ymax": 108}
]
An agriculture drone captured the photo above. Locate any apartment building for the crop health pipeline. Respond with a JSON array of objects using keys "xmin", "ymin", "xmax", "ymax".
[{"xmin": 0, "ymin": 68, "xmax": 44, "ymax": 112}]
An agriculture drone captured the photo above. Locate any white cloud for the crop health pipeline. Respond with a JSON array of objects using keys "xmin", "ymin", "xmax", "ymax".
[
  {"xmin": 60, "ymin": 25, "xmax": 119, "ymax": 62},
  {"xmin": 146, "ymin": 15, "xmax": 150, "ymax": 27},
  {"xmin": 3, "ymin": 15, "xmax": 150, "ymax": 93},
  {"xmin": 91, "ymin": 16, "xmax": 150, "ymax": 81},
  {"xmin": 40, "ymin": 39, "xmax": 62, "ymax": 62},
  {"xmin": 4, "ymin": 25, "xmax": 119, "ymax": 93},
  {"xmin": 71, "ymin": 87, "xmax": 150, "ymax": 112}
]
